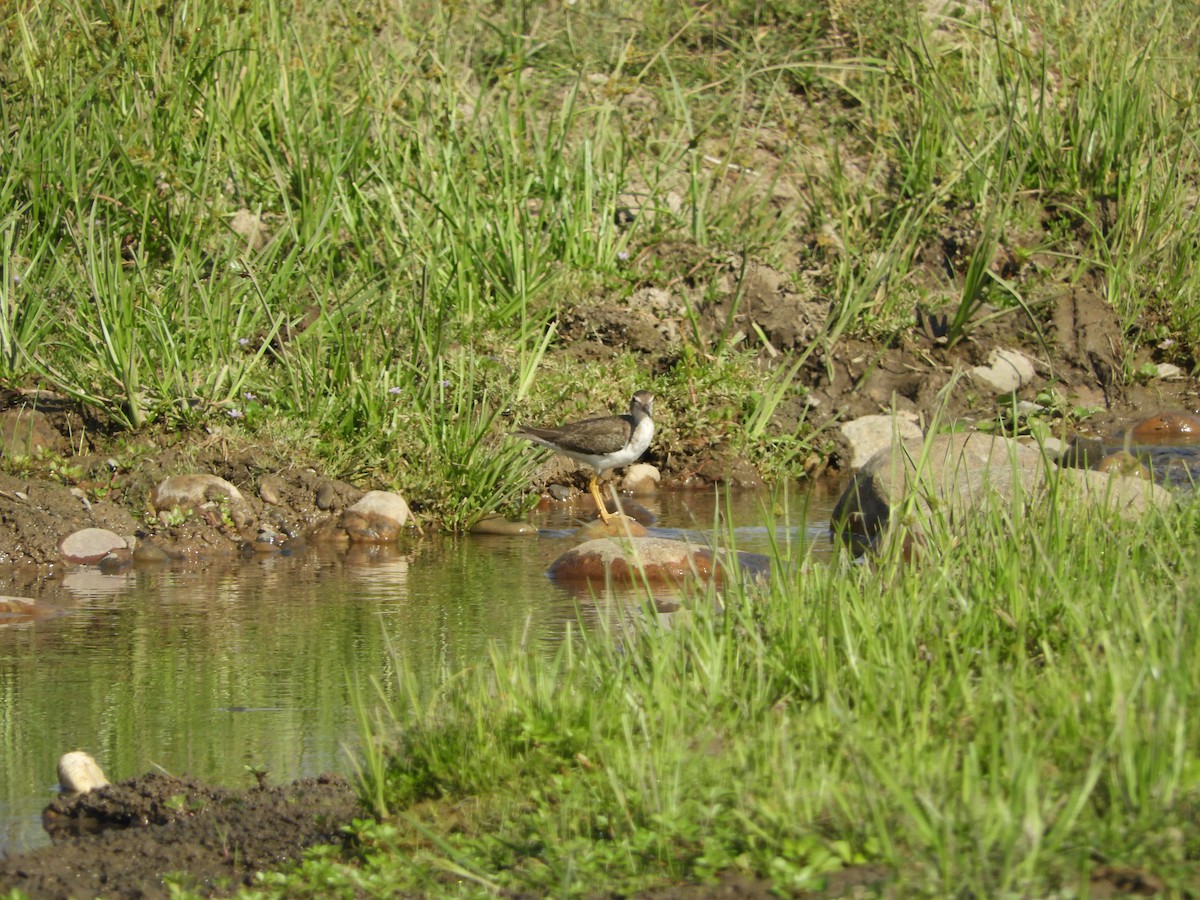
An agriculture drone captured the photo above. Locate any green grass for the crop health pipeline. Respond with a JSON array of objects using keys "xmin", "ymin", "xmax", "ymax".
[
  {"xmin": 239, "ymin": 482, "xmax": 1200, "ymax": 897},
  {"xmin": 3, "ymin": 0, "xmax": 1198, "ymax": 525}
]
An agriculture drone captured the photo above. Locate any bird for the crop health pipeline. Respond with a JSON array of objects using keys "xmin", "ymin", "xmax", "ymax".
[{"xmin": 511, "ymin": 391, "xmax": 655, "ymax": 525}]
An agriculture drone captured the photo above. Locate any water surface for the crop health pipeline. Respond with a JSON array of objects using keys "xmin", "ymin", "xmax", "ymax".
[{"xmin": 0, "ymin": 484, "xmax": 837, "ymax": 853}]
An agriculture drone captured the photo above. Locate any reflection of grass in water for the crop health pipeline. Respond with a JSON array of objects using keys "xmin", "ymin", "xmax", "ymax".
[{"xmin": 327, "ymin": 486, "xmax": 1198, "ymax": 897}]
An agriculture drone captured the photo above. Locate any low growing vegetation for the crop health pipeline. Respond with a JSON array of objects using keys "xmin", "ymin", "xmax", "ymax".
[
  {"xmin": 252, "ymin": 493, "xmax": 1200, "ymax": 896},
  {"xmin": 4, "ymin": 0, "xmax": 1200, "ymax": 894}
]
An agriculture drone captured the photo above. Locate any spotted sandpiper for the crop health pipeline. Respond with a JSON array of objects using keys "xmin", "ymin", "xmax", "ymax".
[{"xmin": 511, "ymin": 390, "xmax": 654, "ymax": 525}]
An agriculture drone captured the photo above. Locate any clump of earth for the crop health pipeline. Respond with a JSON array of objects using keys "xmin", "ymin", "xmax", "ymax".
[{"xmin": 1, "ymin": 260, "xmax": 1198, "ymax": 896}]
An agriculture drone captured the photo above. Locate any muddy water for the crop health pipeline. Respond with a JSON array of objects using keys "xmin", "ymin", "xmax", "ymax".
[{"xmin": 0, "ymin": 484, "xmax": 840, "ymax": 854}]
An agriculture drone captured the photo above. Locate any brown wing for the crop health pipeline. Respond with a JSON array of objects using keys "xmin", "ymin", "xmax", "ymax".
[{"xmin": 515, "ymin": 415, "xmax": 634, "ymax": 456}]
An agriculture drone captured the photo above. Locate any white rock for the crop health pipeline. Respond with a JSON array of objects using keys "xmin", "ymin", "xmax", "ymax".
[
  {"xmin": 970, "ymin": 348, "xmax": 1036, "ymax": 395},
  {"xmin": 839, "ymin": 413, "xmax": 923, "ymax": 470},
  {"xmin": 59, "ymin": 528, "xmax": 127, "ymax": 565},
  {"xmin": 621, "ymin": 463, "xmax": 661, "ymax": 495},
  {"xmin": 151, "ymin": 473, "xmax": 245, "ymax": 511},
  {"xmin": 57, "ymin": 751, "xmax": 109, "ymax": 794},
  {"xmin": 347, "ymin": 490, "xmax": 410, "ymax": 525},
  {"xmin": 1155, "ymin": 363, "xmax": 1184, "ymax": 380}
]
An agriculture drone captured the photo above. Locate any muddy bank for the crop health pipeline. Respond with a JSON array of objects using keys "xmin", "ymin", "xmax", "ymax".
[{"xmin": 0, "ymin": 773, "xmax": 361, "ymax": 899}]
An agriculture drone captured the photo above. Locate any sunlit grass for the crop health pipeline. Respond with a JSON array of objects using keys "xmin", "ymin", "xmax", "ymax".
[
  {"xmin": 2, "ymin": 0, "xmax": 1199, "ymax": 519},
  {"xmin": 239, "ymin": 480, "xmax": 1200, "ymax": 897}
]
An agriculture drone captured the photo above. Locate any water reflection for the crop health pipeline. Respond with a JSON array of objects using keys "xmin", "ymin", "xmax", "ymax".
[{"xmin": 0, "ymin": 484, "xmax": 837, "ymax": 854}]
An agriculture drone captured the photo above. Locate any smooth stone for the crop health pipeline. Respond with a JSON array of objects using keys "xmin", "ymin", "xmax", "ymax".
[
  {"xmin": 548, "ymin": 537, "xmax": 720, "ymax": 585},
  {"xmin": 547, "ymin": 484, "xmax": 573, "ymax": 502},
  {"xmin": 470, "ymin": 515, "xmax": 538, "ymax": 536},
  {"xmin": 315, "ymin": 481, "xmax": 337, "ymax": 510},
  {"xmin": 1130, "ymin": 412, "xmax": 1200, "ymax": 444},
  {"xmin": 341, "ymin": 490, "xmax": 410, "ymax": 543},
  {"xmin": 839, "ymin": 413, "xmax": 923, "ymax": 470},
  {"xmin": 1095, "ymin": 451, "xmax": 1150, "ymax": 480},
  {"xmin": 57, "ymin": 751, "xmax": 109, "ymax": 794},
  {"xmin": 258, "ymin": 474, "xmax": 286, "ymax": 506},
  {"xmin": 59, "ymin": 528, "xmax": 127, "ymax": 565},
  {"xmin": 832, "ymin": 432, "xmax": 1173, "ymax": 552},
  {"xmin": 151, "ymin": 474, "xmax": 251, "ymax": 529},
  {"xmin": 0, "ymin": 407, "xmax": 66, "ymax": 457},
  {"xmin": 970, "ymin": 348, "xmax": 1036, "ymax": 395},
  {"xmin": 620, "ymin": 463, "xmax": 661, "ymax": 495}
]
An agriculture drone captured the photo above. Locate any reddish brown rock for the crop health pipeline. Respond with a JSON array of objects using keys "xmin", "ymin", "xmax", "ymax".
[
  {"xmin": 1130, "ymin": 412, "xmax": 1200, "ymax": 444},
  {"xmin": 548, "ymin": 537, "xmax": 719, "ymax": 585}
]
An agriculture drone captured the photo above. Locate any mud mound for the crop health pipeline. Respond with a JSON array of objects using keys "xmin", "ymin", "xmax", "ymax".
[{"xmin": 0, "ymin": 773, "xmax": 362, "ymax": 899}]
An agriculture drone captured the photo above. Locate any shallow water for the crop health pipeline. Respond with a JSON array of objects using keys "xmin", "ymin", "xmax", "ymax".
[{"xmin": 0, "ymin": 483, "xmax": 839, "ymax": 854}]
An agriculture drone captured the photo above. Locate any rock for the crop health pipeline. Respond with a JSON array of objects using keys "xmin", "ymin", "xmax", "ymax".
[
  {"xmin": 839, "ymin": 412, "xmax": 923, "ymax": 470},
  {"xmin": 151, "ymin": 474, "xmax": 251, "ymax": 528},
  {"xmin": 970, "ymin": 348, "xmax": 1036, "ymax": 395},
  {"xmin": 547, "ymin": 537, "xmax": 716, "ymax": 585},
  {"xmin": 98, "ymin": 549, "xmax": 133, "ymax": 573},
  {"xmin": 57, "ymin": 752, "xmax": 109, "ymax": 794},
  {"xmin": 1095, "ymin": 451, "xmax": 1150, "ymax": 480},
  {"xmin": 0, "ymin": 408, "xmax": 66, "ymax": 457},
  {"xmin": 340, "ymin": 490, "xmax": 410, "ymax": 543},
  {"xmin": 547, "ymin": 484, "xmax": 573, "ymax": 501},
  {"xmin": 314, "ymin": 482, "xmax": 337, "ymax": 510},
  {"xmin": 469, "ymin": 515, "xmax": 537, "ymax": 536},
  {"xmin": 1130, "ymin": 412, "xmax": 1200, "ymax": 444},
  {"xmin": 1155, "ymin": 363, "xmax": 1183, "ymax": 380},
  {"xmin": 59, "ymin": 528, "xmax": 127, "ymax": 565},
  {"xmin": 620, "ymin": 463, "xmax": 661, "ymax": 495},
  {"xmin": 132, "ymin": 543, "xmax": 171, "ymax": 564},
  {"xmin": 258, "ymin": 475, "xmax": 286, "ymax": 506},
  {"xmin": 831, "ymin": 432, "xmax": 1173, "ymax": 551}
]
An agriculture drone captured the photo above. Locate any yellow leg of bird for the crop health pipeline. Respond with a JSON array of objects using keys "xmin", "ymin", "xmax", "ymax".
[{"xmin": 588, "ymin": 474, "xmax": 615, "ymax": 524}]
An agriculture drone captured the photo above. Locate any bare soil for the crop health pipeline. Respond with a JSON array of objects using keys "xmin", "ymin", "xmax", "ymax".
[{"xmin": 2, "ymin": 253, "xmax": 1198, "ymax": 896}]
